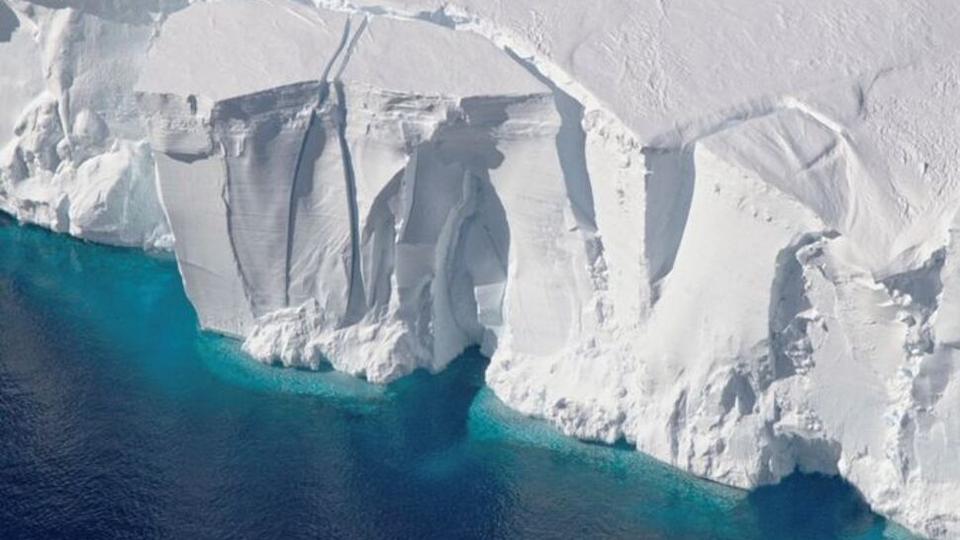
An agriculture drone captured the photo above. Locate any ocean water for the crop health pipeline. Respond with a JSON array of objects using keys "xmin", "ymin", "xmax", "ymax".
[{"xmin": 0, "ymin": 215, "xmax": 919, "ymax": 540}]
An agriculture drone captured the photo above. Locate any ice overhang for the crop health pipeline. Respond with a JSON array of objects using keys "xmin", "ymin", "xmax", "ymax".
[
  {"xmin": 135, "ymin": 0, "xmax": 548, "ymax": 103},
  {"xmin": 136, "ymin": 0, "xmax": 349, "ymax": 102}
]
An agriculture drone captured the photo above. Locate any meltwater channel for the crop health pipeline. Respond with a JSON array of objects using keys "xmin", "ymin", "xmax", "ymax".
[{"xmin": 0, "ymin": 214, "xmax": 918, "ymax": 539}]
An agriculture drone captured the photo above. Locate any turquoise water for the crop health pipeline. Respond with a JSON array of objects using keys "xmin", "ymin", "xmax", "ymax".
[{"xmin": 0, "ymin": 214, "xmax": 919, "ymax": 539}]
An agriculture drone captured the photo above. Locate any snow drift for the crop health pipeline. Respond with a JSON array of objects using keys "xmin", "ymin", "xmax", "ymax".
[{"xmin": 2, "ymin": 0, "xmax": 960, "ymax": 536}]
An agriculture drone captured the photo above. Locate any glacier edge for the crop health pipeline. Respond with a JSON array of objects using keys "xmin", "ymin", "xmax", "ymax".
[{"xmin": 2, "ymin": 0, "xmax": 960, "ymax": 537}]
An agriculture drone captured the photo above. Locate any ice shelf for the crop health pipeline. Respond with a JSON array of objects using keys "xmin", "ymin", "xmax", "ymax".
[{"xmin": 2, "ymin": 1, "xmax": 960, "ymax": 536}]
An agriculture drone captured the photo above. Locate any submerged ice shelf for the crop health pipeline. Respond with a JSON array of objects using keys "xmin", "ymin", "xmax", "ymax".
[
  {"xmin": 2, "ymin": 0, "xmax": 960, "ymax": 537},
  {"xmin": 0, "ymin": 213, "xmax": 919, "ymax": 538}
]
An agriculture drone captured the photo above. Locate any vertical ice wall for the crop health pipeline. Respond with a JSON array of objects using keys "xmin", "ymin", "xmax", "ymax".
[
  {"xmin": 302, "ymin": 4, "xmax": 960, "ymax": 536},
  {"xmin": 0, "ymin": 0, "xmax": 175, "ymax": 248},
  {"xmin": 136, "ymin": 2, "xmax": 602, "ymax": 382},
  {"xmin": 2, "ymin": 0, "xmax": 959, "ymax": 536}
]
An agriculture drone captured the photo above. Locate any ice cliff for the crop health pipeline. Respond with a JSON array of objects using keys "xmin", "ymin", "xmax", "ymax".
[{"xmin": 2, "ymin": 0, "xmax": 960, "ymax": 536}]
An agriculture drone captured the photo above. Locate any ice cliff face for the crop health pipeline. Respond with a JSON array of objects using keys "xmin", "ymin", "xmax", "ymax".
[
  {"xmin": 136, "ymin": 1, "xmax": 570, "ymax": 383},
  {"xmin": 0, "ymin": 0, "xmax": 176, "ymax": 248},
  {"xmin": 3, "ymin": 0, "xmax": 960, "ymax": 537}
]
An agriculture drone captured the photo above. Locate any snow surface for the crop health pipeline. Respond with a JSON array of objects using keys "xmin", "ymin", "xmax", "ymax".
[{"xmin": 3, "ymin": 0, "xmax": 960, "ymax": 536}]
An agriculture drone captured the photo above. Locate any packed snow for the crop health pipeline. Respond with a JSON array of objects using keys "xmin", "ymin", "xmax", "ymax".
[{"xmin": 2, "ymin": 0, "xmax": 959, "ymax": 536}]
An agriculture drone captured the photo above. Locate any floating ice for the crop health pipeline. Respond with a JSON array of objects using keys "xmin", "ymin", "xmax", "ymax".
[{"xmin": 2, "ymin": 0, "xmax": 959, "ymax": 536}]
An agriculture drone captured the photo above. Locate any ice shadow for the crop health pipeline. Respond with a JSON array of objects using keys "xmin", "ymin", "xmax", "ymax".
[
  {"xmin": 743, "ymin": 471, "xmax": 891, "ymax": 540},
  {"xmin": 0, "ymin": 1, "xmax": 19, "ymax": 42}
]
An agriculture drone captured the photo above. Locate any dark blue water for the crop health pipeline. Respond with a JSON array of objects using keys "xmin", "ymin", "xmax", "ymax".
[{"xmin": 0, "ymin": 214, "xmax": 918, "ymax": 540}]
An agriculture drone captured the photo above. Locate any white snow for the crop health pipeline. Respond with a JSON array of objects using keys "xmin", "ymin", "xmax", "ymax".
[
  {"xmin": 0, "ymin": 0, "xmax": 172, "ymax": 248},
  {"xmin": 3, "ymin": 0, "xmax": 960, "ymax": 536}
]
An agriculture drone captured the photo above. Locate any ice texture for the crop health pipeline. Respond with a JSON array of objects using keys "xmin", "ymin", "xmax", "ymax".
[
  {"xmin": 3, "ymin": 0, "xmax": 960, "ymax": 536},
  {"xmin": 0, "ymin": 0, "xmax": 175, "ymax": 248}
]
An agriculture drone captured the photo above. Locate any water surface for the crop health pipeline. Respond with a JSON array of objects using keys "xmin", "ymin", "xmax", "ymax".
[{"xmin": 0, "ymin": 215, "xmax": 918, "ymax": 539}]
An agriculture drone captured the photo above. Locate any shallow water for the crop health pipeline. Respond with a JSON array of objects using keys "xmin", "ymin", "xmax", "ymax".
[{"xmin": 0, "ymin": 215, "xmax": 919, "ymax": 539}]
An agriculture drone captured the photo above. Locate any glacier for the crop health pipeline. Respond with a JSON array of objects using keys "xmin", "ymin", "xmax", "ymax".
[{"xmin": 2, "ymin": 0, "xmax": 960, "ymax": 536}]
